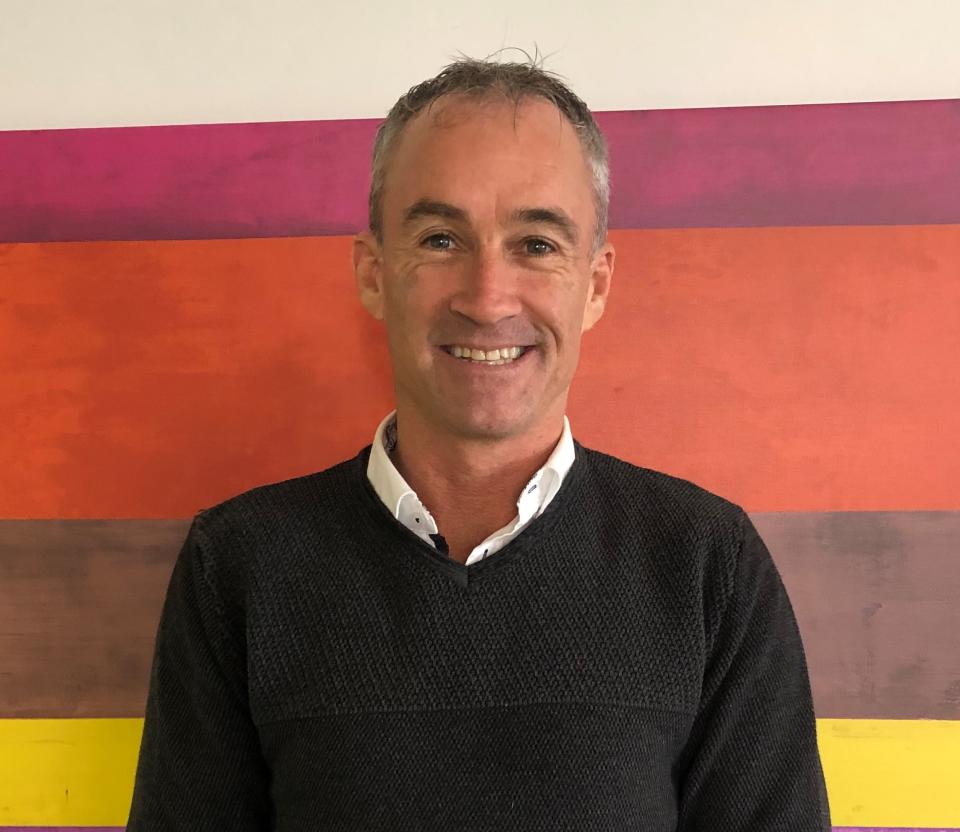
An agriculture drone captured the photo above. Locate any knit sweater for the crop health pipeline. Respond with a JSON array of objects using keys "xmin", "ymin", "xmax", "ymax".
[{"xmin": 126, "ymin": 439, "xmax": 831, "ymax": 831}]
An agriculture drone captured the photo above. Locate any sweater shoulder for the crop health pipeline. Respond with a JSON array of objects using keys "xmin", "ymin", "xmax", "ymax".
[
  {"xmin": 578, "ymin": 444, "xmax": 750, "ymax": 647},
  {"xmin": 579, "ymin": 443, "xmax": 745, "ymax": 539},
  {"xmin": 187, "ymin": 447, "xmax": 369, "ymax": 578},
  {"xmin": 577, "ymin": 443, "xmax": 748, "ymax": 595},
  {"xmin": 201, "ymin": 449, "xmax": 364, "ymax": 522}
]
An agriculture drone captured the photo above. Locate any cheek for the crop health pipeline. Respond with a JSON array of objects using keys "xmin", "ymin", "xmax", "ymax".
[
  {"xmin": 382, "ymin": 278, "xmax": 446, "ymax": 352},
  {"xmin": 531, "ymin": 292, "xmax": 585, "ymax": 347},
  {"xmin": 391, "ymin": 260, "xmax": 460, "ymax": 310}
]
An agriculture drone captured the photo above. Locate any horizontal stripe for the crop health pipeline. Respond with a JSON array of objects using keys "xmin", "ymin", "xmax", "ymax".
[
  {"xmin": 0, "ymin": 718, "xmax": 956, "ymax": 826},
  {"xmin": 757, "ymin": 512, "xmax": 960, "ymax": 721},
  {"xmin": 0, "ymin": 718, "xmax": 141, "ymax": 826},
  {"xmin": 2, "ymin": 99, "xmax": 959, "ymax": 242},
  {"xmin": 4, "ymin": 226, "xmax": 957, "ymax": 518},
  {"xmin": 602, "ymin": 99, "xmax": 960, "ymax": 230},
  {"xmin": 818, "ymin": 719, "xmax": 960, "ymax": 827},
  {"xmin": 0, "ymin": 118, "xmax": 377, "ymax": 242},
  {"xmin": 2, "ymin": 512, "xmax": 958, "ymax": 720},
  {"xmin": 0, "ymin": 520, "xmax": 188, "ymax": 718}
]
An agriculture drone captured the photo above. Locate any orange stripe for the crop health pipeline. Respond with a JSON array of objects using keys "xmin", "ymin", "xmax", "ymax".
[
  {"xmin": 1, "ymin": 226, "xmax": 957, "ymax": 517},
  {"xmin": 575, "ymin": 225, "xmax": 960, "ymax": 511}
]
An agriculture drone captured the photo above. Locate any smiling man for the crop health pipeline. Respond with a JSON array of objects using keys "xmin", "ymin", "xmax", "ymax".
[
  {"xmin": 127, "ymin": 59, "xmax": 831, "ymax": 831},
  {"xmin": 352, "ymin": 85, "xmax": 613, "ymax": 564}
]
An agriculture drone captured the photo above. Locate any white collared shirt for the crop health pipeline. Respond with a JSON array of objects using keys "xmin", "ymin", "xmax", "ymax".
[{"xmin": 366, "ymin": 410, "xmax": 576, "ymax": 566}]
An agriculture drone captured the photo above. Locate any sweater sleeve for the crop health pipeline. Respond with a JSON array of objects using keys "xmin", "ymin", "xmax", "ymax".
[
  {"xmin": 126, "ymin": 512, "xmax": 272, "ymax": 830},
  {"xmin": 676, "ymin": 509, "xmax": 832, "ymax": 831}
]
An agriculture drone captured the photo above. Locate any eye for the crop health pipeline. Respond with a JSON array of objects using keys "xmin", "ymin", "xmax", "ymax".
[
  {"xmin": 422, "ymin": 232, "xmax": 455, "ymax": 251},
  {"xmin": 523, "ymin": 237, "xmax": 556, "ymax": 257}
]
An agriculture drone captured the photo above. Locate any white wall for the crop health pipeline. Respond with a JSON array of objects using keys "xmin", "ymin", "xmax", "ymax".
[{"xmin": 1, "ymin": 0, "xmax": 958, "ymax": 130}]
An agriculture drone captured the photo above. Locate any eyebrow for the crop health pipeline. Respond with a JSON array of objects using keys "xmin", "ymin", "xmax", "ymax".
[
  {"xmin": 401, "ymin": 199, "xmax": 580, "ymax": 247},
  {"xmin": 510, "ymin": 207, "xmax": 579, "ymax": 246},
  {"xmin": 402, "ymin": 200, "xmax": 469, "ymax": 226}
]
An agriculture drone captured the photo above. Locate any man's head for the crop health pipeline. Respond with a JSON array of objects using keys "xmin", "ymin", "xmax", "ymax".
[{"xmin": 353, "ymin": 57, "xmax": 615, "ymax": 444}]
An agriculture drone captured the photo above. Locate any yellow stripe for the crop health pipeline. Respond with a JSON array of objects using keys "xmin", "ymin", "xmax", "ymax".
[
  {"xmin": 818, "ymin": 717, "xmax": 960, "ymax": 827},
  {"xmin": 0, "ymin": 717, "xmax": 142, "ymax": 825},
  {"xmin": 0, "ymin": 717, "xmax": 958, "ymax": 825}
]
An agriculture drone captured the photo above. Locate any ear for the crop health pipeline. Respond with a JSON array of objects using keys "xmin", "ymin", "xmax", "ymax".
[
  {"xmin": 353, "ymin": 231, "xmax": 385, "ymax": 321},
  {"xmin": 581, "ymin": 240, "xmax": 615, "ymax": 333}
]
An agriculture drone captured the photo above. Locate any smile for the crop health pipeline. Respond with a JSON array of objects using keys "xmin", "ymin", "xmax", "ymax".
[{"xmin": 440, "ymin": 345, "xmax": 532, "ymax": 366}]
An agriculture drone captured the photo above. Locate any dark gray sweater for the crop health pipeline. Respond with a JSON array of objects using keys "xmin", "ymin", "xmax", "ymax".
[{"xmin": 127, "ymin": 439, "xmax": 831, "ymax": 830}]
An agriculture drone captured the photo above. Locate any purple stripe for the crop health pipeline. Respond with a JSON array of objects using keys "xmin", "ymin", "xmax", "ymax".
[
  {"xmin": 603, "ymin": 99, "xmax": 960, "ymax": 229},
  {"xmin": 1, "ymin": 99, "xmax": 959, "ymax": 242},
  {"xmin": 0, "ymin": 118, "xmax": 378, "ymax": 242}
]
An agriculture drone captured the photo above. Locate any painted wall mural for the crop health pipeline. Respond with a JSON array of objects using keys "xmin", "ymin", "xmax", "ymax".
[{"xmin": 1, "ymin": 99, "xmax": 958, "ymax": 829}]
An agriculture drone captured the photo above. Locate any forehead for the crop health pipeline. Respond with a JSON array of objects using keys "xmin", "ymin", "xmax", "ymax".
[{"xmin": 382, "ymin": 94, "xmax": 594, "ymax": 223}]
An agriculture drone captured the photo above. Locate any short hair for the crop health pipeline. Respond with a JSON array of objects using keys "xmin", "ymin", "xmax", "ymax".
[{"xmin": 368, "ymin": 55, "xmax": 610, "ymax": 254}]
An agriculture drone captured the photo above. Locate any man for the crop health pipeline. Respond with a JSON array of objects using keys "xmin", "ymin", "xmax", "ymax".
[{"xmin": 127, "ymin": 59, "xmax": 831, "ymax": 830}]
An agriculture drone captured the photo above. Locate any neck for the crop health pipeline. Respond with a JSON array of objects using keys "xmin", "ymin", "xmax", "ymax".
[{"xmin": 389, "ymin": 405, "xmax": 566, "ymax": 562}]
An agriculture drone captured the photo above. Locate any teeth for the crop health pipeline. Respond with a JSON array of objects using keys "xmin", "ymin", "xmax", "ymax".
[{"xmin": 447, "ymin": 345, "xmax": 526, "ymax": 363}]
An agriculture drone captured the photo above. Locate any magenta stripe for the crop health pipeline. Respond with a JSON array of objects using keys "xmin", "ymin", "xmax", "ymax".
[
  {"xmin": 0, "ymin": 118, "xmax": 377, "ymax": 242},
  {"xmin": 1, "ymin": 99, "xmax": 959, "ymax": 242},
  {"xmin": 603, "ymin": 99, "xmax": 960, "ymax": 229}
]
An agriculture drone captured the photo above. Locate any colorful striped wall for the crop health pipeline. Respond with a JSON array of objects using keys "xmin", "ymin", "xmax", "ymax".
[{"xmin": 1, "ymin": 98, "xmax": 958, "ymax": 828}]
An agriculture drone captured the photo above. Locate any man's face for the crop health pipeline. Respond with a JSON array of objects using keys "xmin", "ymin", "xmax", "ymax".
[{"xmin": 354, "ymin": 94, "xmax": 614, "ymax": 442}]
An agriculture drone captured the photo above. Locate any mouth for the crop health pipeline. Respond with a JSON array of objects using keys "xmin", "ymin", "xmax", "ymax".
[{"xmin": 437, "ymin": 344, "xmax": 535, "ymax": 368}]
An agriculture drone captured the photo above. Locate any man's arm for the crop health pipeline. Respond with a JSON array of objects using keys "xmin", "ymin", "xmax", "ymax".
[
  {"xmin": 126, "ymin": 513, "xmax": 272, "ymax": 830},
  {"xmin": 676, "ymin": 509, "xmax": 831, "ymax": 830}
]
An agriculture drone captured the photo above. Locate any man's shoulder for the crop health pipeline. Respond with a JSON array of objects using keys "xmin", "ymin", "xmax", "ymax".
[
  {"xmin": 577, "ymin": 442, "xmax": 746, "ymax": 544},
  {"xmin": 579, "ymin": 442, "xmax": 741, "ymax": 510},
  {"xmin": 193, "ymin": 446, "xmax": 371, "ymax": 537}
]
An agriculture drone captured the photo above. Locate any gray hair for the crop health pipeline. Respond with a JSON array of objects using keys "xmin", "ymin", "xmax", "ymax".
[{"xmin": 368, "ymin": 55, "xmax": 610, "ymax": 254}]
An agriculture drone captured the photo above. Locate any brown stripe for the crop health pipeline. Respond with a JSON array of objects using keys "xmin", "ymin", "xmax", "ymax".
[
  {"xmin": 1, "ymin": 513, "xmax": 957, "ymax": 719},
  {"xmin": 0, "ymin": 520, "xmax": 187, "ymax": 718},
  {"xmin": 753, "ymin": 511, "xmax": 960, "ymax": 720}
]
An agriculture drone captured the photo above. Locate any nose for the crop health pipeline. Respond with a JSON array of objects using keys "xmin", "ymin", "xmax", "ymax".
[{"xmin": 448, "ymin": 245, "xmax": 522, "ymax": 326}]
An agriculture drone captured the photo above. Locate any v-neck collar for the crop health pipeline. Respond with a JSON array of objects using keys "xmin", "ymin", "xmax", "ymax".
[{"xmin": 351, "ymin": 439, "xmax": 590, "ymax": 588}]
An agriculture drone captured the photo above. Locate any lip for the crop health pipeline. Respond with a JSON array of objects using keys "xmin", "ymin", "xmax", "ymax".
[{"xmin": 435, "ymin": 345, "xmax": 536, "ymax": 370}]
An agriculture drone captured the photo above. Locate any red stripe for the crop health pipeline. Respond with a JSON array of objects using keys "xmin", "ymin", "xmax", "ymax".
[{"xmin": 2, "ymin": 226, "xmax": 957, "ymax": 517}]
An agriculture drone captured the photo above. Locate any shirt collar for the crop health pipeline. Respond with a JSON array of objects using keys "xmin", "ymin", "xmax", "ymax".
[{"xmin": 366, "ymin": 409, "xmax": 575, "ymax": 533}]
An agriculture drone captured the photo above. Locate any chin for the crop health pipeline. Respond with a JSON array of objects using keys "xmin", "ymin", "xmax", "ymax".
[{"xmin": 445, "ymin": 405, "xmax": 533, "ymax": 440}]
